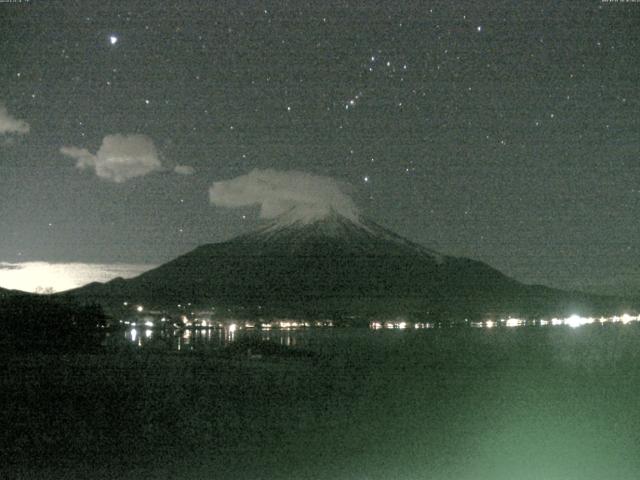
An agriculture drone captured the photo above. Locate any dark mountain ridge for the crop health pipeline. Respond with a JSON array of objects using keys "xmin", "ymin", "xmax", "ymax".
[{"xmin": 63, "ymin": 212, "xmax": 633, "ymax": 321}]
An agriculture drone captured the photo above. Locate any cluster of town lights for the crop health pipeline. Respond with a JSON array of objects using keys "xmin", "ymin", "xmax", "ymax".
[
  {"xmin": 369, "ymin": 314, "xmax": 640, "ymax": 330},
  {"xmin": 123, "ymin": 303, "xmax": 638, "ymax": 333},
  {"xmin": 123, "ymin": 316, "xmax": 334, "ymax": 330}
]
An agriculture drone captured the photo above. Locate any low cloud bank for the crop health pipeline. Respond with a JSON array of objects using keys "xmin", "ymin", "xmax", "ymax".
[{"xmin": 0, "ymin": 262, "xmax": 153, "ymax": 293}]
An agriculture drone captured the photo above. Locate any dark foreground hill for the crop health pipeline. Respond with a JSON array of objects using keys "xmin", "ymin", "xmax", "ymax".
[{"xmin": 63, "ymin": 212, "xmax": 633, "ymax": 321}]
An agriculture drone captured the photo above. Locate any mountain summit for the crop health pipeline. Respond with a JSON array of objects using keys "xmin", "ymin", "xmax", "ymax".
[
  {"xmin": 65, "ymin": 213, "xmax": 624, "ymax": 321},
  {"xmin": 238, "ymin": 209, "xmax": 443, "ymax": 260}
]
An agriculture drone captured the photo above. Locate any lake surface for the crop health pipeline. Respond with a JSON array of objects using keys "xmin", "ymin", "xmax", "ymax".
[
  {"xmin": 4, "ymin": 322, "xmax": 640, "ymax": 480},
  {"xmin": 110, "ymin": 312, "xmax": 640, "ymax": 352}
]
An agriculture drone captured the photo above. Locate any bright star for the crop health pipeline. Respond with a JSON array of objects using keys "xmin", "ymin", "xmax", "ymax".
[{"xmin": 109, "ymin": 35, "xmax": 118, "ymax": 45}]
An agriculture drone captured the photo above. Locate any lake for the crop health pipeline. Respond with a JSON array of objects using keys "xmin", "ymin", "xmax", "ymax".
[
  {"xmin": 110, "ymin": 312, "xmax": 640, "ymax": 352},
  {"xmin": 4, "ymin": 322, "xmax": 640, "ymax": 479}
]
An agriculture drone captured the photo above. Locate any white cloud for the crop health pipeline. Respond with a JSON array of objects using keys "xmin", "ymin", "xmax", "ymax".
[
  {"xmin": 60, "ymin": 134, "xmax": 195, "ymax": 183},
  {"xmin": 174, "ymin": 164, "xmax": 195, "ymax": 175},
  {"xmin": 60, "ymin": 134, "xmax": 162, "ymax": 183},
  {"xmin": 0, "ymin": 102, "xmax": 30, "ymax": 135},
  {"xmin": 209, "ymin": 168, "xmax": 360, "ymax": 223},
  {"xmin": 0, "ymin": 261, "xmax": 153, "ymax": 293}
]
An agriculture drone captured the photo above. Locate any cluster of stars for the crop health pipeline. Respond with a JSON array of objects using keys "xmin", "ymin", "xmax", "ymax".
[
  {"xmin": 344, "ymin": 92, "xmax": 363, "ymax": 110},
  {"xmin": 341, "ymin": 53, "xmax": 411, "ymax": 112}
]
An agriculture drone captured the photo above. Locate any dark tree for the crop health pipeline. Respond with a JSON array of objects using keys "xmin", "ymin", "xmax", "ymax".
[{"xmin": 0, "ymin": 295, "xmax": 108, "ymax": 352}]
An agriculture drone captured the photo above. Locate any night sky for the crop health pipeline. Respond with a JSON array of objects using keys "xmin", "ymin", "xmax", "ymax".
[{"xmin": 1, "ymin": 1, "xmax": 638, "ymax": 293}]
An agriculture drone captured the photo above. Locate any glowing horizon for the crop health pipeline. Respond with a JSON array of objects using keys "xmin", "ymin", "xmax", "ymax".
[{"xmin": 0, "ymin": 261, "xmax": 153, "ymax": 293}]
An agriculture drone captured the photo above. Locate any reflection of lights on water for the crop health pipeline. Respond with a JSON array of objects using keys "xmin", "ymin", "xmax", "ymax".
[
  {"xmin": 124, "ymin": 311, "xmax": 640, "ymax": 351},
  {"xmin": 281, "ymin": 335, "xmax": 294, "ymax": 347},
  {"xmin": 226, "ymin": 323, "xmax": 237, "ymax": 342}
]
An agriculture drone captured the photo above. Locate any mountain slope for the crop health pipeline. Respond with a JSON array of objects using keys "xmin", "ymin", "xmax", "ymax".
[
  {"xmin": 0, "ymin": 286, "xmax": 31, "ymax": 298},
  {"xmin": 64, "ymin": 213, "xmax": 629, "ymax": 320}
]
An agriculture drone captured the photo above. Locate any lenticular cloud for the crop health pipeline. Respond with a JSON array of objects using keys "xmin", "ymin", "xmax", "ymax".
[{"xmin": 209, "ymin": 169, "xmax": 360, "ymax": 223}]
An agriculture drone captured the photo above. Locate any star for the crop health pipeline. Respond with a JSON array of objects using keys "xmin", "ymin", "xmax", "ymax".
[{"xmin": 109, "ymin": 35, "xmax": 118, "ymax": 45}]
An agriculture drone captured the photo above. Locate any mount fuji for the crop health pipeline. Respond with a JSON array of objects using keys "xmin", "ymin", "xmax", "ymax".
[{"xmin": 64, "ymin": 211, "xmax": 626, "ymax": 321}]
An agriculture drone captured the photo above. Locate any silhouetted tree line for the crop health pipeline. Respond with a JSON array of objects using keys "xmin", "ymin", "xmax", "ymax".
[{"xmin": 0, "ymin": 295, "xmax": 107, "ymax": 352}]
